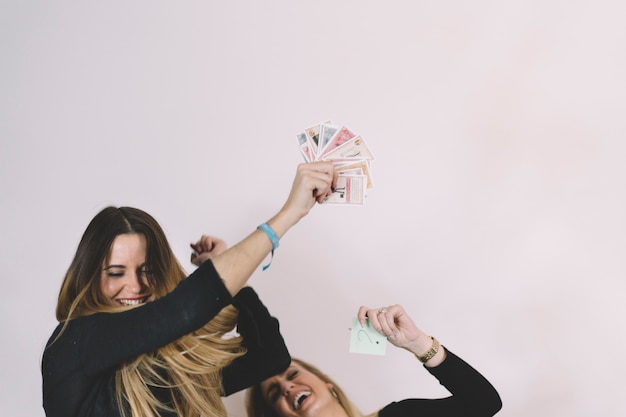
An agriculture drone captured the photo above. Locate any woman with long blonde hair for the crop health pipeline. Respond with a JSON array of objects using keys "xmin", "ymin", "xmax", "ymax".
[
  {"xmin": 41, "ymin": 161, "xmax": 337, "ymax": 417},
  {"xmin": 246, "ymin": 304, "xmax": 502, "ymax": 417}
]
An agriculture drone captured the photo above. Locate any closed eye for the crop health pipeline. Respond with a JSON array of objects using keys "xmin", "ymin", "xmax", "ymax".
[
  {"xmin": 104, "ymin": 266, "xmax": 126, "ymax": 278},
  {"xmin": 268, "ymin": 386, "xmax": 280, "ymax": 403}
]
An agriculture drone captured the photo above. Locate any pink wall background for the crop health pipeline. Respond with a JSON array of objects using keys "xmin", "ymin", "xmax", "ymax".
[{"xmin": 2, "ymin": 2, "xmax": 625, "ymax": 416}]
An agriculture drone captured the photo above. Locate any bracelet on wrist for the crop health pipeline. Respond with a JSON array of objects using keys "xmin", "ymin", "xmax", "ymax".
[
  {"xmin": 416, "ymin": 336, "xmax": 440, "ymax": 363},
  {"xmin": 257, "ymin": 223, "xmax": 279, "ymax": 271}
]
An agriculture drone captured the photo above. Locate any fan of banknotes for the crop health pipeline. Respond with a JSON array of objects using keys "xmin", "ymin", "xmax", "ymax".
[{"xmin": 296, "ymin": 121, "xmax": 374, "ymax": 205}]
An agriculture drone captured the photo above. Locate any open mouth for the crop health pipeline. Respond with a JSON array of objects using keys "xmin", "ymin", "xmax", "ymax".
[
  {"xmin": 117, "ymin": 297, "xmax": 149, "ymax": 306},
  {"xmin": 293, "ymin": 391, "xmax": 311, "ymax": 410}
]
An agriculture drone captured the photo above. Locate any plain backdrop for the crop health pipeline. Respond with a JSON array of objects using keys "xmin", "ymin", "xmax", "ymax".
[{"xmin": 2, "ymin": 2, "xmax": 625, "ymax": 416}]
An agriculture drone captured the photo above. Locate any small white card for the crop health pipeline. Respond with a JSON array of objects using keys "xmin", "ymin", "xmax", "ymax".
[{"xmin": 349, "ymin": 317, "xmax": 387, "ymax": 356}]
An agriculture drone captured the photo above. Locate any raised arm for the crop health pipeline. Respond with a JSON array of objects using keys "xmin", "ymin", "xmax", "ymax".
[
  {"xmin": 358, "ymin": 304, "xmax": 446, "ymax": 367},
  {"xmin": 359, "ymin": 304, "xmax": 502, "ymax": 416},
  {"xmin": 189, "ymin": 240, "xmax": 291, "ymax": 395},
  {"xmin": 210, "ymin": 161, "xmax": 336, "ymax": 296},
  {"xmin": 221, "ymin": 287, "xmax": 291, "ymax": 396}
]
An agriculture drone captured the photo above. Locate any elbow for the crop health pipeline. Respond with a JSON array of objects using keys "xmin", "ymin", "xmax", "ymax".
[
  {"xmin": 484, "ymin": 391, "xmax": 503, "ymax": 416},
  {"xmin": 494, "ymin": 395, "xmax": 503, "ymax": 415},
  {"xmin": 468, "ymin": 390, "xmax": 503, "ymax": 416}
]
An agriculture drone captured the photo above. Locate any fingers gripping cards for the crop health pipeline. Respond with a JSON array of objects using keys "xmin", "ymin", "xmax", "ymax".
[{"xmin": 297, "ymin": 121, "xmax": 375, "ymax": 205}]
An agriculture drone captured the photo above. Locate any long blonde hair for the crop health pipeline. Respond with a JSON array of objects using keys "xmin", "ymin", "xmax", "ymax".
[
  {"xmin": 55, "ymin": 206, "xmax": 245, "ymax": 417},
  {"xmin": 245, "ymin": 358, "xmax": 377, "ymax": 417}
]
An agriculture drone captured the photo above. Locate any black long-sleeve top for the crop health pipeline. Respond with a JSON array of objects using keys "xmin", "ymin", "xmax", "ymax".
[
  {"xmin": 378, "ymin": 348, "xmax": 502, "ymax": 417},
  {"xmin": 41, "ymin": 260, "xmax": 291, "ymax": 417}
]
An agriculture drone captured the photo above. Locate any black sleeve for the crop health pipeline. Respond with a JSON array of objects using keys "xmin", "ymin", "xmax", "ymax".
[
  {"xmin": 379, "ymin": 348, "xmax": 502, "ymax": 417},
  {"xmin": 221, "ymin": 287, "xmax": 291, "ymax": 396},
  {"xmin": 66, "ymin": 260, "xmax": 233, "ymax": 375},
  {"xmin": 42, "ymin": 260, "xmax": 235, "ymax": 417}
]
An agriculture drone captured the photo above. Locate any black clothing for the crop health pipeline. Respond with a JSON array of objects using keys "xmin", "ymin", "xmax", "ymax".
[
  {"xmin": 379, "ymin": 349, "xmax": 502, "ymax": 417},
  {"xmin": 41, "ymin": 260, "xmax": 290, "ymax": 417}
]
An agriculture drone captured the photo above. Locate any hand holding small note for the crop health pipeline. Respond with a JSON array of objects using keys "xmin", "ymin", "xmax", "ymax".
[
  {"xmin": 350, "ymin": 304, "xmax": 444, "ymax": 366},
  {"xmin": 350, "ymin": 317, "xmax": 388, "ymax": 356}
]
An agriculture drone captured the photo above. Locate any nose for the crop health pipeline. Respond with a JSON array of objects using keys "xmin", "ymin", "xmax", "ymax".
[
  {"xmin": 281, "ymin": 381, "xmax": 294, "ymax": 397},
  {"xmin": 124, "ymin": 270, "xmax": 145, "ymax": 293}
]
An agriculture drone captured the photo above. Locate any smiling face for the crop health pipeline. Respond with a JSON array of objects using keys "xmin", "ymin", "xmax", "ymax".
[
  {"xmin": 99, "ymin": 233, "xmax": 155, "ymax": 307},
  {"xmin": 259, "ymin": 362, "xmax": 344, "ymax": 417}
]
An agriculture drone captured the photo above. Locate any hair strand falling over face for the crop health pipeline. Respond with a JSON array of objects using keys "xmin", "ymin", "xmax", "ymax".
[{"xmin": 55, "ymin": 206, "xmax": 247, "ymax": 417}]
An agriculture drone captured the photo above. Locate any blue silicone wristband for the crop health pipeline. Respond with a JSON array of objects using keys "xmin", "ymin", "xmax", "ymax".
[{"xmin": 257, "ymin": 223, "xmax": 279, "ymax": 270}]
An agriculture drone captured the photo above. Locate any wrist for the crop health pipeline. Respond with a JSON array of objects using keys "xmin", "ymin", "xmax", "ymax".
[
  {"xmin": 415, "ymin": 336, "xmax": 439, "ymax": 362},
  {"xmin": 405, "ymin": 334, "xmax": 433, "ymax": 355},
  {"xmin": 411, "ymin": 336, "xmax": 445, "ymax": 367},
  {"xmin": 257, "ymin": 223, "xmax": 280, "ymax": 271},
  {"xmin": 266, "ymin": 209, "xmax": 299, "ymax": 239}
]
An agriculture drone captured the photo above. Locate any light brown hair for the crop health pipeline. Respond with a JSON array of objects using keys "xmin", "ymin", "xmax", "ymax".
[{"xmin": 54, "ymin": 206, "xmax": 245, "ymax": 417}]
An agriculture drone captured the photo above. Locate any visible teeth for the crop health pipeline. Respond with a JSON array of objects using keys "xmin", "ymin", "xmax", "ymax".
[
  {"xmin": 119, "ymin": 299, "xmax": 144, "ymax": 306},
  {"xmin": 293, "ymin": 391, "xmax": 311, "ymax": 410}
]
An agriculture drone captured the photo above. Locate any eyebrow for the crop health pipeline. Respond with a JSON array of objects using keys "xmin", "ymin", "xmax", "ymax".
[
  {"xmin": 103, "ymin": 263, "xmax": 148, "ymax": 270},
  {"xmin": 103, "ymin": 265, "xmax": 126, "ymax": 270}
]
